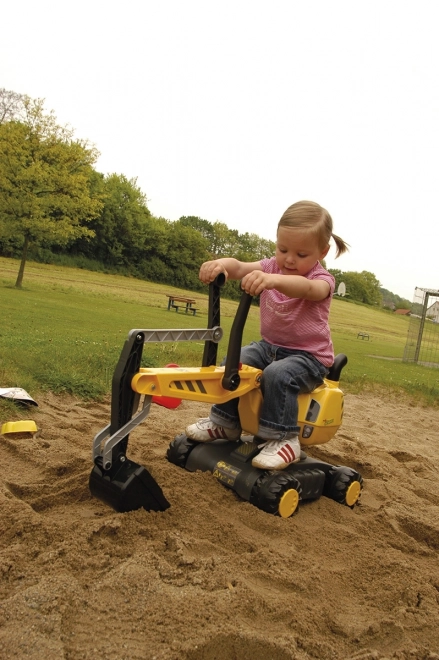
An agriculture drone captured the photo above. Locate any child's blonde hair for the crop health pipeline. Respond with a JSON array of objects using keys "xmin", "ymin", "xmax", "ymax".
[{"xmin": 278, "ymin": 200, "xmax": 349, "ymax": 258}]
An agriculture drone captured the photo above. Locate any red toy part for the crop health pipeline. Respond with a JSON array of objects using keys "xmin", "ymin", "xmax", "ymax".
[{"xmin": 152, "ymin": 363, "xmax": 182, "ymax": 409}]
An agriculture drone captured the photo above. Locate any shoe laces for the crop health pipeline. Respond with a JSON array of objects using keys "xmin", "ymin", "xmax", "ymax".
[
  {"xmin": 257, "ymin": 439, "xmax": 281, "ymax": 452},
  {"xmin": 258, "ymin": 437, "xmax": 298, "ymax": 453}
]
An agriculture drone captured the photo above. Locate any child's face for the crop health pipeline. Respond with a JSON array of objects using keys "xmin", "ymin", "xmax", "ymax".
[{"xmin": 275, "ymin": 227, "xmax": 329, "ymax": 276}]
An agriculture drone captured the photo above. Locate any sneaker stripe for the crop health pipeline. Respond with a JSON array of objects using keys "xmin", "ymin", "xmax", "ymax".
[
  {"xmin": 207, "ymin": 427, "xmax": 229, "ymax": 440},
  {"xmin": 277, "ymin": 448, "xmax": 290, "ymax": 463},
  {"xmin": 278, "ymin": 444, "xmax": 297, "ymax": 463}
]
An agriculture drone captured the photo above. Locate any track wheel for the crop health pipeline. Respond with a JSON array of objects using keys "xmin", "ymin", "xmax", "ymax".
[
  {"xmin": 167, "ymin": 434, "xmax": 196, "ymax": 468},
  {"xmin": 324, "ymin": 466, "xmax": 363, "ymax": 508},
  {"xmin": 252, "ymin": 472, "xmax": 302, "ymax": 518}
]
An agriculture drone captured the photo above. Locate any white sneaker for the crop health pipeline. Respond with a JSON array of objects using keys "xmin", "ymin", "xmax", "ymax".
[
  {"xmin": 252, "ymin": 435, "xmax": 301, "ymax": 470},
  {"xmin": 185, "ymin": 418, "xmax": 242, "ymax": 442}
]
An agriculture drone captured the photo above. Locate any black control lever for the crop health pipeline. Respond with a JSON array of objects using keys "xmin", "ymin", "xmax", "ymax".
[
  {"xmin": 222, "ymin": 283, "xmax": 254, "ymax": 391},
  {"xmin": 202, "ymin": 273, "xmax": 226, "ymax": 367}
]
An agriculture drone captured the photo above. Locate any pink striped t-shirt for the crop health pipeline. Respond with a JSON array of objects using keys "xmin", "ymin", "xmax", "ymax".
[{"xmin": 259, "ymin": 257, "xmax": 335, "ymax": 367}]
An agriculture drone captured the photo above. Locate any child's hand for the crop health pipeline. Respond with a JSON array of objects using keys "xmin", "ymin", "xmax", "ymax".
[
  {"xmin": 241, "ymin": 271, "xmax": 273, "ymax": 296},
  {"xmin": 199, "ymin": 260, "xmax": 228, "ymax": 284}
]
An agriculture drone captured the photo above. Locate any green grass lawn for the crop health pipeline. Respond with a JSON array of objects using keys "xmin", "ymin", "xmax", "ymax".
[{"xmin": 1, "ymin": 256, "xmax": 438, "ymax": 407}]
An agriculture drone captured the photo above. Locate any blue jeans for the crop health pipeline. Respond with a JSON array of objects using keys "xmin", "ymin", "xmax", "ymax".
[{"xmin": 210, "ymin": 340, "xmax": 328, "ymax": 439}]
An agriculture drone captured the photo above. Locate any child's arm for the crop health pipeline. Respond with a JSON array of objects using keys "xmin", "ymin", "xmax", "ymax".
[
  {"xmin": 199, "ymin": 258, "xmax": 262, "ymax": 284},
  {"xmin": 242, "ymin": 271, "xmax": 331, "ymax": 302}
]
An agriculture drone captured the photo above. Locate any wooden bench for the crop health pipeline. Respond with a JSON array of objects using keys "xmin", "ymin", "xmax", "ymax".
[
  {"xmin": 357, "ymin": 332, "xmax": 370, "ymax": 340},
  {"xmin": 166, "ymin": 294, "xmax": 198, "ymax": 315},
  {"xmin": 170, "ymin": 304, "xmax": 199, "ymax": 315}
]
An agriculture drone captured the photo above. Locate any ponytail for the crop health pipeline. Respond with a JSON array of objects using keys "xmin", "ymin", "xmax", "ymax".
[{"xmin": 331, "ymin": 233, "xmax": 349, "ymax": 259}]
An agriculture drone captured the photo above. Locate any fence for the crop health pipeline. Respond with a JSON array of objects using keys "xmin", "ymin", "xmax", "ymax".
[{"xmin": 403, "ymin": 287, "xmax": 439, "ymax": 368}]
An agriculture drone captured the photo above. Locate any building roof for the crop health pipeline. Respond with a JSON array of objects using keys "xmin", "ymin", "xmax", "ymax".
[{"xmin": 394, "ymin": 309, "xmax": 411, "ymax": 315}]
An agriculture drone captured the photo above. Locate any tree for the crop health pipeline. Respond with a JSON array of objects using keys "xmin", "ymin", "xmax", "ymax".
[
  {"xmin": 71, "ymin": 173, "xmax": 152, "ymax": 268},
  {"xmin": 0, "ymin": 88, "xmax": 25, "ymax": 124},
  {"xmin": 380, "ymin": 287, "xmax": 411, "ymax": 310},
  {"xmin": 179, "ymin": 216, "xmax": 238, "ymax": 257},
  {"xmin": 163, "ymin": 219, "xmax": 210, "ymax": 288},
  {"xmin": 235, "ymin": 232, "xmax": 275, "ymax": 261},
  {"xmin": 341, "ymin": 271, "xmax": 382, "ymax": 305},
  {"xmin": 179, "ymin": 216, "xmax": 216, "ymax": 244},
  {"xmin": 0, "ymin": 94, "xmax": 103, "ymax": 287}
]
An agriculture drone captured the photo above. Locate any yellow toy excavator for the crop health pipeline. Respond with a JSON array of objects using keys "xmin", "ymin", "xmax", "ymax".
[{"xmin": 89, "ymin": 275, "xmax": 363, "ymax": 518}]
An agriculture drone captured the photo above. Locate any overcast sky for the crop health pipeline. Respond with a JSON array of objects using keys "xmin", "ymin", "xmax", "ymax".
[{"xmin": 2, "ymin": 1, "xmax": 438, "ymax": 301}]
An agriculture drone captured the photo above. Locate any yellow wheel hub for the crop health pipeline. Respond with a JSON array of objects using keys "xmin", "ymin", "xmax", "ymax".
[
  {"xmin": 345, "ymin": 481, "xmax": 362, "ymax": 507},
  {"xmin": 278, "ymin": 489, "xmax": 299, "ymax": 518}
]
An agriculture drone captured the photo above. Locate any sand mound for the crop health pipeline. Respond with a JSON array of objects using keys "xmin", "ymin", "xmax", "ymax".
[{"xmin": 1, "ymin": 392, "xmax": 439, "ymax": 659}]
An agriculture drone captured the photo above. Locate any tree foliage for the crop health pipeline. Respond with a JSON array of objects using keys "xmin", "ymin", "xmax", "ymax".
[
  {"xmin": 380, "ymin": 287, "xmax": 411, "ymax": 310},
  {"xmin": 71, "ymin": 173, "xmax": 152, "ymax": 267},
  {"xmin": 0, "ymin": 88, "xmax": 25, "ymax": 124},
  {"xmin": 329, "ymin": 269, "xmax": 383, "ymax": 305},
  {"xmin": 0, "ymin": 88, "xmax": 403, "ymax": 306},
  {"xmin": 0, "ymin": 93, "xmax": 102, "ymax": 286},
  {"xmin": 179, "ymin": 216, "xmax": 275, "ymax": 261}
]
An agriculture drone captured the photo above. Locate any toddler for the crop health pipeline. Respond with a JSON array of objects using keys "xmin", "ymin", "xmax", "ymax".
[{"xmin": 186, "ymin": 200, "xmax": 349, "ymax": 470}]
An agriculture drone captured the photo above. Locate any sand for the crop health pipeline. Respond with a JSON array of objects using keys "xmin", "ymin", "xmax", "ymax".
[{"xmin": 1, "ymin": 390, "xmax": 439, "ymax": 660}]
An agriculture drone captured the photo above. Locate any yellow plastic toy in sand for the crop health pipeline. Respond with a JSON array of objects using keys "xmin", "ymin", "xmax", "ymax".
[{"xmin": 1, "ymin": 420, "xmax": 38, "ymax": 436}]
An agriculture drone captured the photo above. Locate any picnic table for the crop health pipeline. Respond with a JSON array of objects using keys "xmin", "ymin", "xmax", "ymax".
[{"xmin": 166, "ymin": 294, "xmax": 198, "ymax": 315}]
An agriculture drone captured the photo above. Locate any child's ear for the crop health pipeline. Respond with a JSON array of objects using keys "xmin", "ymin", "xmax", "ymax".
[{"xmin": 320, "ymin": 245, "xmax": 330, "ymax": 259}]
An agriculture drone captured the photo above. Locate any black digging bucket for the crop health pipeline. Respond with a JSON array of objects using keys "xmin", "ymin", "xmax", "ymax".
[{"xmin": 89, "ymin": 456, "xmax": 170, "ymax": 513}]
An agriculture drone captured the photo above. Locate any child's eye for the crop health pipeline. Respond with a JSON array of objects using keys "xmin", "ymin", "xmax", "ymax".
[{"xmin": 298, "ymin": 254, "xmax": 307, "ymax": 258}]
